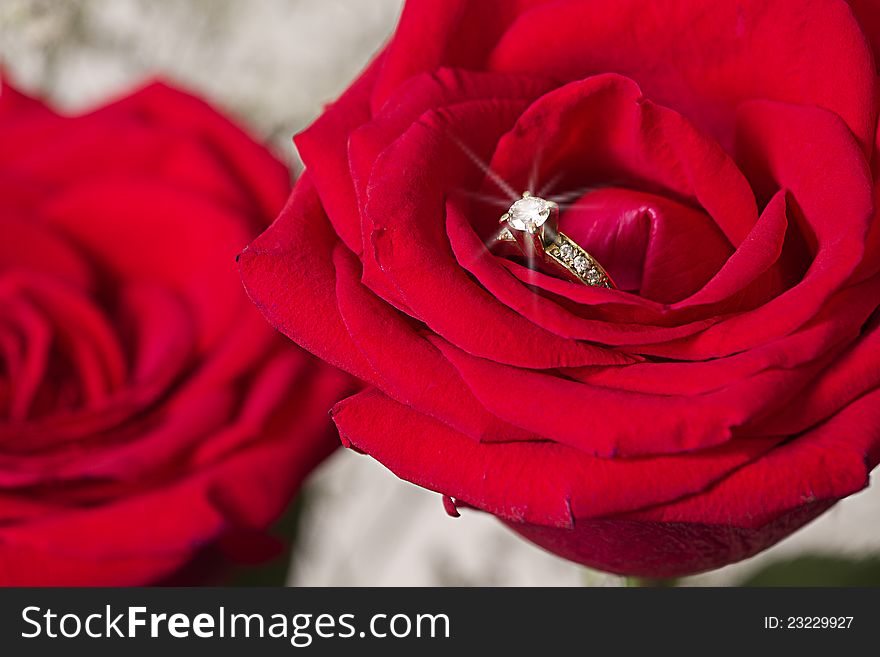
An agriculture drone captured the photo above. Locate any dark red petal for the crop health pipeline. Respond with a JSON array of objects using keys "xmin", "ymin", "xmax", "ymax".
[
  {"xmin": 490, "ymin": 0, "xmax": 877, "ymax": 154},
  {"xmin": 239, "ymin": 174, "xmax": 379, "ymax": 383},
  {"xmin": 332, "ymin": 243, "xmax": 531, "ymax": 442},
  {"xmin": 295, "ymin": 55, "xmax": 386, "ymax": 254},
  {"xmin": 333, "ymin": 388, "xmax": 779, "ymax": 527}
]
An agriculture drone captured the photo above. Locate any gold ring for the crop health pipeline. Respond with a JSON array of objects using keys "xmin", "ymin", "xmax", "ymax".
[{"xmin": 493, "ymin": 192, "xmax": 616, "ymax": 288}]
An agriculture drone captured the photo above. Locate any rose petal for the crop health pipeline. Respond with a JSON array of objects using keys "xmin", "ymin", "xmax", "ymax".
[
  {"xmin": 333, "ymin": 388, "xmax": 780, "ymax": 526},
  {"xmin": 489, "ymin": 0, "xmax": 877, "ymax": 154}
]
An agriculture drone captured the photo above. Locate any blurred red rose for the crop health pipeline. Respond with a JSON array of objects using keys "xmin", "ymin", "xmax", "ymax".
[
  {"xmin": 240, "ymin": 0, "xmax": 880, "ymax": 577},
  {"xmin": 0, "ymin": 79, "xmax": 351, "ymax": 585}
]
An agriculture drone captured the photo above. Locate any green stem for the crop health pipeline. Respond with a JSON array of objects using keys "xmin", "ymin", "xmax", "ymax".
[{"xmin": 626, "ymin": 576, "xmax": 678, "ymax": 587}]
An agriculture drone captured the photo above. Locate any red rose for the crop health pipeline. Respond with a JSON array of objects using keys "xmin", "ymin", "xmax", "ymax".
[
  {"xmin": 0, "ymin": 80, "xmax": 351, "ymax": 585},
  {"xmin": 240, "ymin": 0, "xmax": 880, "ymax": 577}
]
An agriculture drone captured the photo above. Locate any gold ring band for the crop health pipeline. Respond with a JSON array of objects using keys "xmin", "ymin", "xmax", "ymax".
[{"xmin": 493, "ymin": 192, "xmax": 616, "ymax": 288}]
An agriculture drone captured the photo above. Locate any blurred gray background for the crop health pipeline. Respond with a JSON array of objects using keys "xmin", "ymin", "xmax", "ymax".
[{"xmin": 3, "ymin": 0, "xmax": 878, "ymax": 586}]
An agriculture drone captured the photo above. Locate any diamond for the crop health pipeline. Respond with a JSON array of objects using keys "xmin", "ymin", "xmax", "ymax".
[
  {"xmin": 573, "ymin": 255, "xmax": 588, "ymax": 274},
  {"xmin": 585, "ymin": 268, "xmax": 602, "ymax": 285},
  {"xmin": 559, "ymin": 243, "xmax": 574, "ymax": 260},
  {"xmin": 507, "ymin": 195, "xmax": 550, "ymax": 232}
]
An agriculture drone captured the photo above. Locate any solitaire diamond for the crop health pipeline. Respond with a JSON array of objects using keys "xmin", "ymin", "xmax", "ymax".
[{"xmin": 507, "ymin": 195, "xmax": 551, "ymax": 232}]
